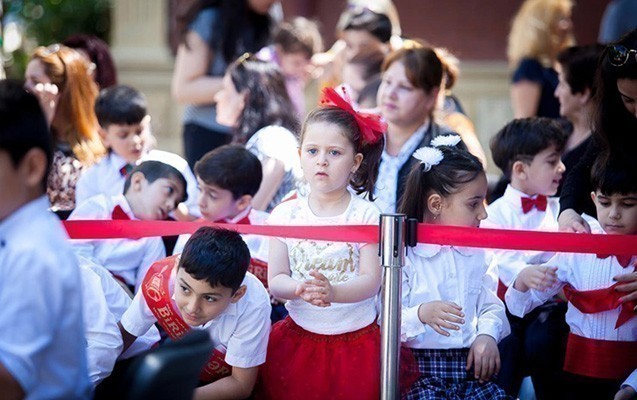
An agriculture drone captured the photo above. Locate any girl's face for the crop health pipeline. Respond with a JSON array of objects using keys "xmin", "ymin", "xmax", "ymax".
[
  {"xmin": 617, "ymin": 78, "xmax": 637, "ymax": 119},
  {"xmin": 300, "ymin": 121, "xmax": 363, "ymax": 197},
  {"xmin": 24, "ymin": 59, "xmax": 52, "ymax": 93},
  {"xmin": 428, "ymin": 172, "xmax": 488, "ymax": 228},
  {"xmin": 377, "ymin": 61, "xmax": 437, "ymax": 128},
  {"xmin": 214, "ymin": 73, "xmax": 246, "ymax": 127}
]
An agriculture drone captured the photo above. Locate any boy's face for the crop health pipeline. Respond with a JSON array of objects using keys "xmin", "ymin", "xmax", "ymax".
[
  {"xmin": 100, "ymin": 121, "xmax": 147, "ymax": 164},
  {"xmin": 196, "ymin": 177, "xmax": 248, "ymax": 222},
  {"xmin": 130, "ymin": 174, "xmax": 185, "ymax": 220},
  {"xmin": 175, "ymin": 267, "xmax": 245, "ymax": 327},
  {"xmin": 520, "ymin": 145, "xmax": 565, "ymax": 196},
  {"xmin": 277, "ymin": 48, "xmax": 310, "ymax": 80},
  {"xmin": 592, "ymin": 190, "xmax": 637, "ymax": 235}
]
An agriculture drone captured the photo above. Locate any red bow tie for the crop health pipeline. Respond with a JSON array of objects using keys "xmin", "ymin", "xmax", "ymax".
[
  {"xmin": 119, "ymin": 164, "xmax": 134, "ymax": 177},
  {"xmin": 597, "ymin": 254, "xmax": 634, "ymax": 268},
  {"xmin": 112, "ymin": 205, "xmax": 131, "ymax": 220},
  {"xmin": 521, "ymin": 195, "xmax": 547, "ymax": 214}
]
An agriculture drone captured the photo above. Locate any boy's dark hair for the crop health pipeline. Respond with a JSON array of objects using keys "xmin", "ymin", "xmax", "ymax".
[
  {"xmin": 490, "ymin": 117, "xmax": 567, "ymax": 180},
  {"xmin": 398, "ymin": 144, "xmax": 484, "ymax": 222},
  {"xmin": 273, "ymin": 17, "xmax": 323, "ymax": 59},
  {"xmin": 343, "ymin": 8, "xmax": 392, "ymax": 44},
  {"xmin": 557, "ymin": 45, "xmax": 604, "ymax": 96},
  {"xmin": 178, "ymin": 226, "xmax": 251, "ymax": 293},
  {"xmin": 195, "ymin": 144, "xmax": 262, "ymax": 199},
  {"xmin": 94, "ymin": 85, "xmax": 147, "ymax": 128},
  {"xmin": 123, "ymin": 160, "xmax": 188, "ymax": 203},
  {"xmin": 300, "ymin": 105, "xmax": 384, "ymax": 200},
  {"xmin": 0, "ymin": 79, "xmax": 52, "ymax": 190},
  {"xmin": 591, "ymin": 156, "xmax": 637, "ymax": 196}
]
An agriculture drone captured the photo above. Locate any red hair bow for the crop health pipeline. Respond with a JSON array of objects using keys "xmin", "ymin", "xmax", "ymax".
[{"xmin": 319, "ymin": 86, "xmax": 387, "ymax": 145}]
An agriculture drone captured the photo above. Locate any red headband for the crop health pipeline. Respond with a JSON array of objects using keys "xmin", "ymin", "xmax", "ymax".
[{"xmin": 319, "ymin": 86, "xmax": 386, "ymax": 145}]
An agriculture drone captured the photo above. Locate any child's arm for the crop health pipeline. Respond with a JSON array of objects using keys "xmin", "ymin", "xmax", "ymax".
[
  {"xmin": 268, "ymin": 237, "xmax": 305, "ymax": 301},
  {"xmin": 616, "ymin": 370, "xmax": 637, "ymax": 400},
  {"xmin": 117, "ymin": 289, "xmax": 158, "ymax": 353},
  {"xmin": 193, "ymin": 366, "xmax": 258, "ymax": 400},
  {"xmin": 303, "ymin": 243, "xmax": 382, "ymax": 304},
  {"xmin": 506, "ymin": 263, "xmax": 563, "ymax": 318}
]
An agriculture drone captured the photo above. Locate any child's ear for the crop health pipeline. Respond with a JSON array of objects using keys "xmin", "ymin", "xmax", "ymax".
[
  {"xmin": 590, "ymin": 191, "xmax": 597, "ymax": 204},
  {"xmin": 512, "ymin": 160, "xmax": 527, "ymax": 180},
  {"xmin": 235, "ymin": 194, "xmax": 253, "ymax": 212},
  {"xmin": 230, "ymin": 285, "xmax": 247, "ymax": 303},
  {"xmin": 21, "ymin": 148, "xmax": 48, "ymax": 189},
  {"xmin": 352, "ymin": 153, "xmax": 364, "ymax": 173},
  {"xmin": 98, "ymin": 127, "xmax": 110, "ymax": 146},
  {"xmin": 129, "ymin": 171, "xmax": 147, "ymax": 192},
  {"xmin": 426, "ymin": 193, "xmax": 443, "ymax": 217}
]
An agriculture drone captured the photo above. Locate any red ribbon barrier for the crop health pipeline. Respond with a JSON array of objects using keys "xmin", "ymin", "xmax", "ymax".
[{"xmin": 63, "ymin": 220, "xmax": 637, "ymax": 255}]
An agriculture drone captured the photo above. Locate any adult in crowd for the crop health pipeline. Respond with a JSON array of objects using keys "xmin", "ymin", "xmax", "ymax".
[
  {"xmin": 25, "ymin": 44, "xmax": 105, "ymax": 215},
  {"xmin": 374, "ymin": 41, "xmax": 463, "ymax": 213},
  {"xmin": 598, "ymin": 0, "xmax": 637, "ymax": 44},
  {"xmin": 215, "ymin": 55, "xmax": 301, "ymax": 212},
  {"xmin": 507, "ymin": 0, "xmax": 574, "ymax": 119},
  {"xmin": 63, "ymin": 34, "xmax": 118, "ymax": 89},
  {"xmin": 172, "ymin": 0, "xmax": 278, "ymax": 169},
  {"xmin": 553, "ymin": 44, "xmax": 603, "ymax": 196},
  {"xmin": 558, "ymin": 29, "xmax": 637, "ymax": 309}
]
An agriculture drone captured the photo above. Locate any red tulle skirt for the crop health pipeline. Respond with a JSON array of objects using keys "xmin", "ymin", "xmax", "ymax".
[{"xmin": 257, "ymin": 317, "xmax": 381, "ymax": 400}]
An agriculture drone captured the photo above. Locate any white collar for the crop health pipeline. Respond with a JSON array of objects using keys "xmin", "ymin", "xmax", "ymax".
[
  {"xmin": 410, "ymin": 241, "xmax": 476, "ymax": 258},
  {"xmin": 225, "ymin": 206, "xmax": 252, "ymax": 224}
]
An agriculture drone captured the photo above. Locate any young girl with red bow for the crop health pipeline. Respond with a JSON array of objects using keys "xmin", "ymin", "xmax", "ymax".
[{"xmin": 258, "ymin": 87, "xmax": 386, "ymax": 400}]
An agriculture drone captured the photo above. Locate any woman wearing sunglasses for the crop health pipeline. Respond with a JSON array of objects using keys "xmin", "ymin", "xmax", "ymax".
[{"xmin": 558, "ymin": 29, "xmax": 637, "ymax": 321}]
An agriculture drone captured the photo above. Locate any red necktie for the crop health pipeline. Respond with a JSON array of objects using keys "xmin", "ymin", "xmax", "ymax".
[
  {"xmin": 521, "ymin": 195, "xmax": 548, "ymax": 214},
  {"xmin": 111, "ymin": 205, "xmax": 131, "ymax": 220},
  {"xmin": 119, "ymin": 164, "xmax": 133, "ymax": 177},
  {"xmin": 597, "ymin": 254, "xmax": 634, "ymax": 268}
]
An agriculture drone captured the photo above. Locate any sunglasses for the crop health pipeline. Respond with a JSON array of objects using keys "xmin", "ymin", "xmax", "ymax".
[{"xmin": 608, "ymin": 45, "xmax": 637, "ymax": 67}]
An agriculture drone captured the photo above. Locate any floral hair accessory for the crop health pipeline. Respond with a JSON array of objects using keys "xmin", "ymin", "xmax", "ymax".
[
  {"xmin": 430, "ymin": 134, "xmax": 461, "ymax": 148},
  {"xmin": 319, "ymin": 86, "xmax": 387, "ymax": 145},
  {"xmin": 412, "ymin": 146, "xmax": 443, "ymax": 172}
]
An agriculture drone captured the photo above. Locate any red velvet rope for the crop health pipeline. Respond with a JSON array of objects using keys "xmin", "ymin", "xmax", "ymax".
[{"xmin": 62, "ymin": 220, "xmax": 637, "ymax": 255}]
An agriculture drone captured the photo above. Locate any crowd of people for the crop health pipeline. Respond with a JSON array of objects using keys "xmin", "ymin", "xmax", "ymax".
[{"xmin": 1, "ymin": 0, "xmax": 637, "ymax": 399}]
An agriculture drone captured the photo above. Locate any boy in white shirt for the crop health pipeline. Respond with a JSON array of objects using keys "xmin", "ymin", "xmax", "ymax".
[
  {"xmin": 482, "ymin": 117, "xmax": 568, "ymax": 398},
  {"xmin": 119, "ymin": 227, "xmax": 271, "ymax": 399},
  {"xmin": 76, "ymin": 84, "xmax": 199, "ymax": 219},
  {"xmin": 0, "ymin": 79, "xmax": 91, "ymax": 399},
  {"xmin": 506, "ymin": 158, "xmax": 637, "ymax": 399},
  {"xmin": 69, "ymin": 160, "xmax": 187, "ymax": 291}
]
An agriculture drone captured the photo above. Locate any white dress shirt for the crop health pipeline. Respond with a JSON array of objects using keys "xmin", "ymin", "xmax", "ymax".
[
  {"xmin": 0, "ymin": 197, "xmax": 91, "ymax": 399},
  {"xmin": 401, "ymin": 244, "xmax": 510, "ymax": 349},
  {"xmin": 120, "ymin": 272, "xmax": 271, "ymax": 368},
  {"xmin": 76, "ymin": 150, "xmax": 200, "ymax": 217},
  {"xmin": 505, "ymin": 216, "xmax": 637, "ymax": 342},
  {"xmin": 482, "ymin": 185, "xmax": 559, "ymax": 287},
  {"xmin": 68, "ymin": 194, "xmax": 165, "ymax": 291},
  {"xmin": 373, "ymin": 122, "xmax": 428, "ymax": 213},
  {"xmin": 623, "ymin": 369, "xmax": 637, "ymax": 392}
]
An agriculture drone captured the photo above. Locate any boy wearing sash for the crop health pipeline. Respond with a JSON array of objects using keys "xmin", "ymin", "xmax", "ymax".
[
  {"xmin": 0, "ymin": 80, "xmax": 91, "ymax": 399},
  {"xmin": 505, "ymin": 158, "xmax": 637, "ymax": 399},
  {"xmin": 119, "ymin": 227, "xmax": 271, "ymax": 399}
]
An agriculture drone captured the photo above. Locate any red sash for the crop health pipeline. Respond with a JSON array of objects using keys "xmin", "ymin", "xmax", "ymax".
[
  {"xmin": 563, "ymin": 282, "xmax": 637, "ymax": 329},
  {"xmin": 249, "ymin": 258, "xmax": 268, "ymax": 288},
  {"xmin": 497, "ymin": 279, "xmax": 507, "ymax": 301},
  {"xmin": 142, "ymin": 255, "xmax": 232, "ymax": 382},
  {"xmin": 564, "ymin": 333, "xmax": 637, "ymax": 380}
]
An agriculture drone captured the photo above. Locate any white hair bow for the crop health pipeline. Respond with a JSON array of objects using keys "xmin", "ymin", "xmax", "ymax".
[
  {"xmin": 412, "ymin": 146, "xmax": 443, "ymax": 172},
  {"xmin": 430, "ymin": 134, "xmax": 462, "ymax": 148}
]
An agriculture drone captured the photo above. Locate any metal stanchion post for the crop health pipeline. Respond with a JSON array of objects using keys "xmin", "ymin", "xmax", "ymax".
[{"xmin": 379, "ymin": 214, "xmax": 406, "ymax": 400}]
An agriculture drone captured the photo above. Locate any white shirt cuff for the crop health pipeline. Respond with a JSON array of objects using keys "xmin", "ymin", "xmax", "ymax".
[{"xmin": 401, "ymin": 305, "xmax": 426, "ymax": 342}]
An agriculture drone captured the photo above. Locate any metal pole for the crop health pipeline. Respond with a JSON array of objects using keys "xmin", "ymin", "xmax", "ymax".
[{"xmin": 379, "ymin": 214, "xmax": 406, "ymax": 400}]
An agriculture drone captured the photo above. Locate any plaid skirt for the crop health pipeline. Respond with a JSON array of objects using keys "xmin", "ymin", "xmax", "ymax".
[{"xmin": 403, "ymin": 348, "xmax": 512, "ymax": 400}]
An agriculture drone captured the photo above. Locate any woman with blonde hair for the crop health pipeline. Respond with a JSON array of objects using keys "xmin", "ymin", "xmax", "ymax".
[
  {"xmin": 25, "ymin": 44, "xmax": 105, "ymax": 214},
  {"xmin": 508, "ymin": 0, "xmax": 575, "ymax": 118}
]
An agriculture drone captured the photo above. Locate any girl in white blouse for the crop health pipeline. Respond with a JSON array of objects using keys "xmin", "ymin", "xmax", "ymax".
[{"xmin": 398, "ymin": 136, "xmax": 511, "ymax": 399}]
